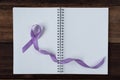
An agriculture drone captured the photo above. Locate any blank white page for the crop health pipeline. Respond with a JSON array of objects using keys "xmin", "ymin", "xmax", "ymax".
[
  {"xmin": 13, "ymin": 8, "xmax": 58, "ymax": 74},
  {"xmin": 63, "ymin": 8, "xmax": 108, "ymax": 74}
]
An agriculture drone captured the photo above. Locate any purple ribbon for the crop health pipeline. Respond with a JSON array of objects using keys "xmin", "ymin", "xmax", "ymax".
[{"xmin": 22, "ymin": 24, "xmax": 105, "ymax": 69}]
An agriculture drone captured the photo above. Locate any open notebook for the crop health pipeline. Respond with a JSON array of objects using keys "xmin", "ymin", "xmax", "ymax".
[{"xmin": 13, "ymin": 7, "xmax": 108, "ymax": 74}]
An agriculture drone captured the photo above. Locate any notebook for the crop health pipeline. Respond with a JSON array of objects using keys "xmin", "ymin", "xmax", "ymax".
[{"xmin": 13, "ymin": 7, "xmax": 108, "ymax": 74}]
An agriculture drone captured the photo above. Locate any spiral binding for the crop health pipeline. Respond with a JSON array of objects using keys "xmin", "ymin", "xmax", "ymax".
[{"xmin": 57, "ymin": 7, "xmax": 64, "ymax": 73}]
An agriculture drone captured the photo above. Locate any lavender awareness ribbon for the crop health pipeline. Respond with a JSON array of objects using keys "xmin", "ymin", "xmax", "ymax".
[{"xmin": 22, "ymin": 24, "xmax": 105, "ymax": 69}]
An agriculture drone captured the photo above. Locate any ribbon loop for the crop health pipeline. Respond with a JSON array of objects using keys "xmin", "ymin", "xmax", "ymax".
[
  {"xmin": 22, "ymin": 24, "xmax": 43, "ymax": 53},
  {"xmin": 31, "ymin": 24, "xmax": 43, "ymax": 39}
]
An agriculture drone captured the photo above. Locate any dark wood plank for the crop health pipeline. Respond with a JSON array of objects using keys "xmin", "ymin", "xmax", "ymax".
[
  {"xmin": 0, "ymin": 0, "xmax": 109, "ymax": 5},
  {"xmin": 109, "ymin": 6, "xmax": 120, "ymax": 43},
  {"xmin": 109, "ymin": 0, "xmax": 120, "ymax": 6},
  {"xmin": 0, "ymin": 43, "xmax": 120, "ymax": 79}
]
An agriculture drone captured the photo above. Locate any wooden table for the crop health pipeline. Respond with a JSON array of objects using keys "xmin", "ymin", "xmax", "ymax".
[{"xmin": 0, "ymin": 0, "xmax": 120, "ymax": 79}]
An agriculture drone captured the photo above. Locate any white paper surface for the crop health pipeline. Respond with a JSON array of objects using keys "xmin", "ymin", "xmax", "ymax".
[
  {"xmin": 13, "ymin": 8, "xmax": 108, "ymax": 74},
  {"xmin": 63, "ymin": 8, "xmax": 108, "ymax": 74},
  {"xmin": 13, "ymin": 8, "xmax": 58, "ymax": 74}
]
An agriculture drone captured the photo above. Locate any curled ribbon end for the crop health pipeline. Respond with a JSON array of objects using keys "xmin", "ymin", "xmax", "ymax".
[{"xmin": 91, "ymin": 57, "xmax": 106, "ymax": 69}]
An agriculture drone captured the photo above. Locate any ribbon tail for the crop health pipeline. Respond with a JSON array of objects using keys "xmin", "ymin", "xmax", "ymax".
[
  {"xmin": 75, "ymin": 57, "xmax": 105, "ymax": 69},
  {"xmin": 22, "ymin": 39, "xmax": 33, "ymax": 53},
  {"xmin": 60, "ymin": 57, "xmax": 105, "ymax": 69},
  {"xmin": 91, "ymin": 57, "xmax": 106, "ymax": 69}
]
